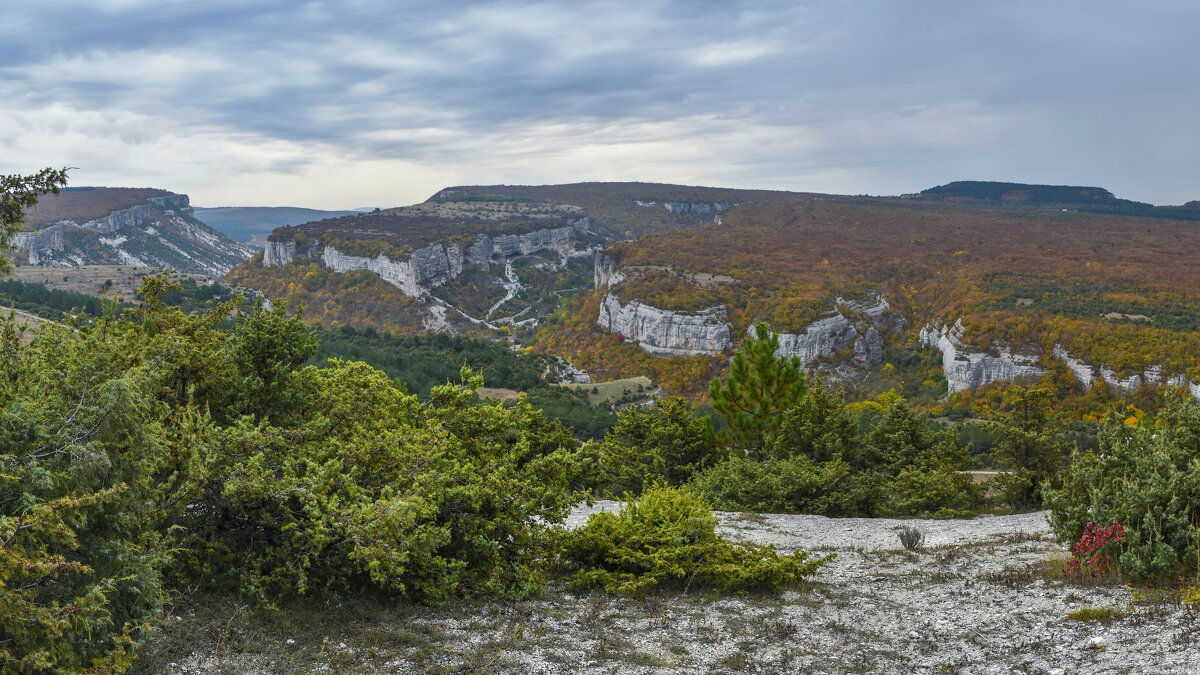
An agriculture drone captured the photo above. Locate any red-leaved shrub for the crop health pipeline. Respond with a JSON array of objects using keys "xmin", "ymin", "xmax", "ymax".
[{"xmin": 1066, "ymin": 520, "xmax": 1126, "ymax": 579}]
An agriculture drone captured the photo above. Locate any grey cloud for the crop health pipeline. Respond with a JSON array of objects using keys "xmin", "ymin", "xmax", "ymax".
[{"xmin": 3, "ymin": 0, "xmax": 1199, "ymax": 204}]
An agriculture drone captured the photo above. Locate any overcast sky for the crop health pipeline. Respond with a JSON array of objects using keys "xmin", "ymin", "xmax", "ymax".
[{"xmin": 2, "ymin": 1, "xmax": 1197, "ymax": 209}]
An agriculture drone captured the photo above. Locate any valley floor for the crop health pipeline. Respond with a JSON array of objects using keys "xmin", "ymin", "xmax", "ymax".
[{"xmin": 135, "ymin": 507, "xmax": 1199, "ymax": 674}]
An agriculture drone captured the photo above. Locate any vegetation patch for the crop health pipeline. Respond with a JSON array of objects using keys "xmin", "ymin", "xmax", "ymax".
[
  {"xmin": 557, "ymin": 485, "xmax": 828, "ymax": 594},
  {"xmin": 1066, "ymin": 607, "xmax": 1125, "ymax": 623}
]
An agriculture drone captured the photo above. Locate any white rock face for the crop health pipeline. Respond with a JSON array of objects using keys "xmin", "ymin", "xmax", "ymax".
[
  {"xmin": 758, "ymin": 295, "xmax": 903, "ymax": 368},
  {"xmin": 926, "ymin": 323, "xmax": 1200, "ymax": 400},
  {"xmin": 592, "ymin": 250, "xmax": 626, "ymax": 288},
  {"xmin": 263, "ymin": 240, "xmax": 296, "ymax": 267},
  {"xmin": 919, "ymin": 319, "xmax": 1046, "ymax": 394},
  {"xmin": 1051, "ymin": 344, "xmax": 1095, "ymax": 387},
  {"xmin": 264, "ymin": 225, "xmax": 579, "ymax": 298},
  {"xmin": 598, "ymin": 292, "xmax": 732, "ymax": 356},
  {"xmin": 661, "ymin": 201, "xmax": 737, "ymax": 215},
  {"xmin": 552, "ymin": 358, "xmax": 591, "ymax": 384},
  {"xmin": 12, "ymin": 227, "xmax": 66, "ymax": 265},
  {"xmin": 14, "ymin": 192, "xmax": 253, "ymax": 275}
]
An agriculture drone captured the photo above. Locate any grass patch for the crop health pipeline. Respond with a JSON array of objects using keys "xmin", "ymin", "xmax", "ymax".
[
  {"xmin": 1067, "ymin": 607, "xmax": 1125, "ymax": 623},
  {"xmin": 562, "ymin": 376, "xmax": 656, "ymax": 405}
]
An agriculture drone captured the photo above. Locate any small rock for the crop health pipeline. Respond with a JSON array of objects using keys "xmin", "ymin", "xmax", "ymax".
[
  {"xmin": 1049, "ymin": 669, "xmax": 1065, "ymax": 675},
  {"xmin": 908, "ymin": 631, "xmax": 922, "ymax": 640},
  {"xmin": 285, "ymin": 638, "xmax": 296, "ymax": 646}
]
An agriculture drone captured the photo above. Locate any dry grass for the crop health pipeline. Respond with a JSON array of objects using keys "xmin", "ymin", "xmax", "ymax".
[
  {"xmin": 476, "ymin": 387, "xmax": 521, "ymax": 401},
  {"xmin": 11, "ymin": 265, "xmax": 210, "ymax": 301},
  {"xmin": 562, "ymin": 376, "xmax": 656, "ymax": 405}
]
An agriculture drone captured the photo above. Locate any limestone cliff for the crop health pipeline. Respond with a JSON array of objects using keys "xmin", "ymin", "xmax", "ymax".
[
  {"xmin": 592, "ymin": 250, "xmax": 626, "ymax": 289},
  {"xmin": 755, "ymin": 295, "xmax": 904, "ymax": 368},
  {"xmin": 14, "ymin": 191, "xmax": 254, "ymax": 275},
  {"xmin": 264, "ymin": 224, "xmax": 583, "ymax": 298},
  {"xmin": 924, "ymin": 321, "xmax": 1200, "ymax": 399},
  {"xmin": 919, "ymin": 320, "xmax": 1046, "ymax": 394},
  {"xmin": 598, "ymin": 293, "xmax": 732, "ymax": 356}
]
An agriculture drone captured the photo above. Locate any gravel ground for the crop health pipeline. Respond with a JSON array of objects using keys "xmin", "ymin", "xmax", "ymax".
[{"xmin": 142, "ymin": 504, "xmax": 1200, "ymax": 674}]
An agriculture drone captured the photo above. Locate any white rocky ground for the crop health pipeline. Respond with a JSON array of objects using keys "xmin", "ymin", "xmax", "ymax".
[{"xmin": 140, "ymin": 504, "xmax": 1200, "ymax": 674}]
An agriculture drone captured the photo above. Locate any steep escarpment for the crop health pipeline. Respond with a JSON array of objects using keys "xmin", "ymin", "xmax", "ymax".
[
  {"xmin": 431, "ymin": 182, "xmax": 806, "ymax": 237},
  {"xmin": 233, "ymin": 197, "xmax": 603, "ymax": 335},
  {"xmin": 761, "ymin": 295, "xmax": 905, "ymax": 368},
  {"xmin": 262, "ymin": 222, "xmax": 584, "ymax": 298},
  {"xmin": 13, "ymin": 188, "xmax": 254, "ymax": 275},
  {"xmin": 542, "ymin": 190, "xmax": 1200, "ymax": 399},
  {"xmin": 919, "ymin": 319, "xmax": 1047, "ymax": 394},
  {"xmin": 920, "ymin": 318, "xmax": 1200, "ymax": 401},
  {"xmin": 597, "ymin": 293, "xmax": 732, "ymax": 356}
]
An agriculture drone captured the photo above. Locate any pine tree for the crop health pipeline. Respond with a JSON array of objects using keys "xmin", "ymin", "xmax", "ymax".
[
  {"xmin": 708, "ymin": 322, "xmax": 807, "ymax": 456},
  {"xmin": 991, "ymin": 386, "xmax": 1071, "ymax": 509}
]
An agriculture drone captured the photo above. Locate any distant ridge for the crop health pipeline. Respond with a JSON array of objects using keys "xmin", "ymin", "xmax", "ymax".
[
  {"xmin": 913, "ymin": 181, "xmax": 1200, "ymax": 221},
  {"xmin": 192, "ymin": 206, "xmax": 360, "ymax": 244}
]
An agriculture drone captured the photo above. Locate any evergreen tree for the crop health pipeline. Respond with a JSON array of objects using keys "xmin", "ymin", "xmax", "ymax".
[
  {"xmin": 595, "ymin": 396, "xmax": 717, "ymax": 493},
  {"xmin": 990, "ymin": 386, "xmax": 1071, "ymax": 509},
  {"xmin": 708, "ymin": 322, "xmax": 807, "ymax": 456},
  {"xmin": 765, "ymin": 376, "xmax": 857, "ymax": 463}
]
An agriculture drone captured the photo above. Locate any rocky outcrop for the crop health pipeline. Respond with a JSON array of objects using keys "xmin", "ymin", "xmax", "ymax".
[
  {"xmin": 919, "ymin": 320, "xmax": 1046, "ymax": 394},
  {"xmin": 662, "ymin": 201, "xmax": 736, "ymax": 215},
  {"xmin": 592, "ymin": 250, "xmax": 626, "ymax": 288},
  {"xmin": 265, "ymin": 225, "xmax": 582, "ymax": 298},
  {"xmin": 12, "ymin": 226, "xmax": 67, "ymax": 265},
  {"xmin": 926, "ymin": 323, "xmax": 1200, "ymax": 399},
  {"xmin": 263, "ymin": 240, "xmax": 297, "ymax": 267},
  {"xmin": 14, "ymin": 192, "xmax": 254, "ymax": 275},
  {"xmin": 321, "ymin": 243, "xmax": 464, "ymax": 297},
  {"xmin": 598, "ymin": 293, "xmax": 732, "ymax": 356},
  {"xmin": 466, "ymin": 225, "xmax": 578, "ymax": 268},
  {"xmin": 552, "ymin": 358, "xmax": 592, "ymax": 385},
  {"xmin": 631, "ymin": 200, "xmax": 736, "ymax": 224},
  {"xmin": 756, "ymin": 295, "xmax": 903, "ymax": 368}
]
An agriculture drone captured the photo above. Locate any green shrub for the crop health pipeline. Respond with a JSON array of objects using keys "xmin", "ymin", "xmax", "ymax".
[
  {"xmin": 0, "ymin": 289, "xmax": 217, "ymax": 672},
  {"xmin": 1044, "ymin": 390, "xmax": 1200, "ymax": 580},
  {"xmin": 1066, "ymin": 607, "xmax": 1124, "ymax": 623},
  {"xmin": 182, "ymin": 363, "xmax": 583, "ymax": 606},
  {"xmin": 558, "ymin": 485, "xmax": 828, "ymax": 594},
  {"xmin": 689, "ymin": 455, "xmax": 872, "ymax": 516},
  {"xmin": 763, "ymin": 376, "xmax": 857, "ymax": 463},
  {"xmin": 593, "ymin": 396, "xmax": 718, "ymax": 494},
  {"xmin": 883, "ymin": 465, "xmax": 980, "ymax": 518}
]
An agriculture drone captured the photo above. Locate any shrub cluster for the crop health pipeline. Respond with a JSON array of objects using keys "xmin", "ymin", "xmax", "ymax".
[
  {"xmin": 0, "ymin": 280, "xmax": 583, "ymax": 671},
  {"xmin": 688, "ymin": 388, "xmax": 981, "ymax": 518},
  {"xmin": 558, "ymin": 485, "xmax": 827, "ymax": 594},
  {"xmin": 1045, "ymin": 391, "xmax": 1200, "ymax": 580}
]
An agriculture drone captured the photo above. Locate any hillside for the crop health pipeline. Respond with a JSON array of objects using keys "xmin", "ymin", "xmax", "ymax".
[
  {"xmin": 227, "ymin": 179, "xmax": 1200, "ymax": 405},
  {"xmin": 13, "ymin": 187, "xmax": 255, "ymax": 276},
  {"xmin": 430, "ymin": 181, "xmax": 806, "ymax": 237},
  {"xmin": 539, "ymin": 194, "xmax": 1200, "ymax": 400},
  {"xmin": 229, "ymin": 182, "xmax": 811, "ymax": 336},
  {"xmin": 192, "ymin": 206, "xmax": 360, "ymax": 245},
  {"xmin": 914, "ymin": 181, "xmax": 1200, "ymax": 222}
]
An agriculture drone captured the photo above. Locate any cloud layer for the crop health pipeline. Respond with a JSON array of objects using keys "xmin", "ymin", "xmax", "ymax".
[{"xmin": 3, "ymin": 1, "xmax": 1197, "ymax": 208}]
